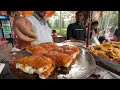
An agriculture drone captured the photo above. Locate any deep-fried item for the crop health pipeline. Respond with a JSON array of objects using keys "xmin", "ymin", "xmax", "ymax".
[
  {"xmin": 70, "ymin": 46, "xmax": 80, "ymax": 55},
  {"xmin": 39, "ymin": 43, "xmax": 53, "ymax": 51},
  {"xmin": 108, "ymin": 48, "xmax": 120, "ymax": 58},
  {"xmin": 64, "ymin": 50, "xmax": 77, "ymax": 59},
  {"xmin": 57, "ymin": 53, "xmax": 73, "ymax": 68},
  {"xmin": 40, "ymin": 66, "xmax": 54, "ymax": 79},
  {"xmin": 45, "ymin": 51, "xmax": 59, "ymax": 65},
  {"xmin": 89, "ymin": 46, "xmax": 95, "ymax": 53},
  {"xmin": 17, "ymin": 42, "xmax": 80, "ymax": 79},
  {"xmin": 26, "ymin": 44, "xmax": 40, "ymax": 52},
  {"xmin": 52, "ymin": 47, "xmax": 64, "ymax": 53},
  {"xmin": 94, "ymin": 45, "xmax": 108, "ymax": 52},
  {"xmin": 113, "ymin": 45, "xmax": 120, "ymax": 49},
  {"xmin": 39, "ymin": 42, "xmax": 60, "ymax": 51},
  {"xmin": 61, "ymin": 45, "xmax": 70, "ymax": 50},
  {"xmin": 62, "ymin": 45, "xmax": 80, "ymax": 55},
  {"xmin": 102, "ymin": 43, "xmax": 113, "ymax": 50},
  {"xmin": 16, "ymin": 55, "xmax": 54, "ymax": 79},
  {"xmin": 26, "ymin": 44, "xmax": 47, "ymax": 55},
  {"xmin": 45, "ymin": 51, "xmax": 73, "ymax": 68},
  {"xmin": 95, "ymin": 50, "xmax": 109, "ymax": 59},
  {"xmin": 43, "ymin": 42, "xmax": 60, "ymax": 49},
  {"xmin": 52, "ymin": 46, "xmax": 79, "ymax": 59},
  {"xmin": 90, "ymin": 42, "xmax": 120, "ymax": 64},
  {"xmin": 32, "ymin": 48, "xmax": 47, "ymax": 55}
]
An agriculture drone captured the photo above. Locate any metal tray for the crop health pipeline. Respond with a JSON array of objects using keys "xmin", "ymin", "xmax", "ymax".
[
  {"xmin": 62, "ymin": 40, "xmax": 85, "ymax": 47},
  {"xmin": 91, "ymin": 52, "xmax": 120, "ymax": 73},
  {"xmin": 7, "ymin": 46, "xmax": 96, "ymax": 79}
]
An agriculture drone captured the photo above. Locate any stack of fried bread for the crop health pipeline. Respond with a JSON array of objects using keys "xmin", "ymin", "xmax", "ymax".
[{"xmin": 16, "ymin": 42, "xmax": 80, "ymax": 79}]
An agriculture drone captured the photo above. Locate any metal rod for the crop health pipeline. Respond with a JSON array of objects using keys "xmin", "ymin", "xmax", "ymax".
[
  {"xmin": 59, "ymin": 11, "xmax": 62, "ymax": 34},
  {"xmin": 86, "ymin": 11, "xmax": 92, "ymax": 47}
]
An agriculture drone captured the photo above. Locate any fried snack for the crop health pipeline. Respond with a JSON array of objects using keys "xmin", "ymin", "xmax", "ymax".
[
  {"xmin": 89, "ymin": 46, "xmax": 95, "ymax": 53},
  {"xmin": 52, "ymin": 47, "xmax": 64, "ymax": 53},
  {"xmin": 96, "ymin": 50, "xmax": 109, "ymax": 59},
  {"xmin": 40, "ymin": 66, "xmax": 54, "ymax": 79},
  {"xmin": 53, "ymin": 45, "xmax": 79, "ymax": 59},
  {"xmin": 109, "ymin": 48, "xmax": 120, "ymax": 58},
  {"xmin": 45, "ymin": 51, "xmax": 73, "ymax": 68},
  {"xmin": 113, "ymin": 44, "xmax": 120, "ymax": 49},
  {"xmin": 102, "ymin": 42, "xmax": 113, "ymax": 50},
  {"xmin": 57, "ymin": 53, "xmax": 73, "ymax": 68},
  {"xmin": 108, "ymin": 50, "xmax": 117, "ymax": 58},
  {"xmin": 94, "ymin": 44, "xmax": 108, "ymax": 52},
  {"xmin": 26, "ymin": 44, "xmax": 40, "ymax": 52},
  {"xmin": 45, "ymin": 51, "xmax": 60, "ymax": 65},
  {"xmin": 16, "ymin": 42, "xmax": 80, "ymax": 79},
  {"xmin": 39, "ymin": 43, "xmax": 53, "ymax": 51},
  {"xmin": 16, "ymin": 55, "xmax": 54, "ymax": 79},
  {"xmin": 62, "ymin": 45, "xmax": 80, "ymax": 55},
  {"xmin": 90, "ymin": 42, "xmax": 120, "ymax": 64},
  {"xmin": 26, "ymin": 44, "xmax": 47, "ymax": 55},
  {"xmin": 64, "ymin": 50, "xmax": 77, "ymax": 59},
  {"xmin": 70, "ymin": 46, "xmax": 80, "ymax": 55},
  {"xmin": 43, "ymin": 42, "xmax": 60, "ymax": 49},
  {"xmin": 39, "ymin": 42, "xmax": 60, "ymax": 51}
]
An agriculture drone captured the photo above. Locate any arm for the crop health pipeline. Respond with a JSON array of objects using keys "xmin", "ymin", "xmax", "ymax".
[{"xmin": 12, "ymin": 17, "xmax": 37, "ymax": 42}]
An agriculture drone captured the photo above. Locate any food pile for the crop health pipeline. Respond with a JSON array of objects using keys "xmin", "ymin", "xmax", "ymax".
[
  {"xmin": 89, "ymin": 42, "xmax": 120, "ymax": 64},
  {"xmin": 15, "ymin": 42, "xmax": 80, "ymax": 79}
]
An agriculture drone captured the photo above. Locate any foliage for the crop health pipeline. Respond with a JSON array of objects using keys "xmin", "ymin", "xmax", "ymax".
[
  {"xmin": 49, "ymin": 11, "xmax": 74, "ymax": 36},
  {"xmin": 54, "ymin": 28, "xmax": 67, "ymax": 36},
  {"xmin": 109, "ymin": 11, "xmax": 118, "ymax": 27},
  {"xmin": 98, "ymin": 11, "xmax": 118, "ymax": 36}
]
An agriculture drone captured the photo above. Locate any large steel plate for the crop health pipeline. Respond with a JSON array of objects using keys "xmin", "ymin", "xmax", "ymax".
[{"xmin": 7, "ymin": 44, "xmax": 96, "ymax": 79}]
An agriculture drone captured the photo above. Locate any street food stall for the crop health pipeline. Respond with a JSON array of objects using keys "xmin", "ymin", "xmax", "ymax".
[{"xmin": 0, "ymin": 11, "xmax": 120, "ymax": 79}]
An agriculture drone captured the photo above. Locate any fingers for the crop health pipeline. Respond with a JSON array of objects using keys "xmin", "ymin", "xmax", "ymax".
[
  {"xmin": 13, "ymin": 24, "xmax": 36, "ymax": 42},
  {"xmin": 15, "ymin": 18, "xmax": 37, "ymax": 39}
]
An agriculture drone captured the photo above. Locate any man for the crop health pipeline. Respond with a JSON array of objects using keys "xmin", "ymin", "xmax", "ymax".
[
  {"xmin": 66, "ymin": 11, "xmax": 86, "ymax": 41},
  {"xmin": 12, "ymin": 11, "xmax": 53, "ymax": 46}
]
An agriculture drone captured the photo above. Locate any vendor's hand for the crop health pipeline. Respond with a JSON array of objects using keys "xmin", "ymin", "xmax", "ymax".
[{"xmin": 12, "ymin": 17, "xmax": 37, "ymax": 42}]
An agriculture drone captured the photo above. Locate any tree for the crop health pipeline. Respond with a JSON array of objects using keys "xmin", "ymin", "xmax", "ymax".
[
  {"xmin": 118, "ymin": 11, "xmax": 120, "ymax": 30},
  {"xmin": 109, "ymin": 11, "xmax": 118, "ymax": 27}
]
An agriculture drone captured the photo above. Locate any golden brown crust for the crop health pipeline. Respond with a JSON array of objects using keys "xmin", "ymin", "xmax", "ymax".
[
  {"xmin": 39, "ymin": 43, "xmax": 53, "ymax": 51},
  {"xmin": 16, "ymin": 42, "xmax": 80, "ymax": 78},
  {"xmin": 90, "ymin": 42, "xmax": 120, "ymax": 64},
  {"xmin": 45, "ymin": 51, "xmax": 73, "ymax": 67},
  {"xmin": 57, "ymin": 53, "xmax": 72, "ymax": 66},
  {"xmin": 16, "ymin": 55, "xmax": 54, "ymax": 69},
  {"xmin": 52, "ymin": 47, "xmax": 65, "ymax": 53},
  {"xmin": 26, "ymin": 44, "xmax": 47, "ymax": 55},
  {"xmin": 40, "ymin": 66, "xmax": 54, "ymax": 79}
]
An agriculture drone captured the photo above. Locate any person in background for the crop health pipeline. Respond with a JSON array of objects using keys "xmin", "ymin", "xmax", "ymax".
[
  {"xmin": 89, "ymin": 20, "xmax": 99, "ymax": 39},
  {"xmin": 114, "ymin": 28, "xmax": 120, "ymax": 41},
  {"xmin": 104, "ymin": 27, "xmax": 110, "ymax": 41},
  {"xmin": 98, "ymin": 36, "xmax": 108, "ymax": 44},
  {"xmin": 12, "ymin": 11, "xmax": 53, "ymax": 48},
  {"xmin": 66, "ymin": 11, "xmax": 86, "ymax": 41},
  {"xmin": 52, "ymin": 30, "xmax": 58, "ymax": 38},
  {"xmin": 88, "ymin": 20, "xmax": 100, "ymax": 44}
]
